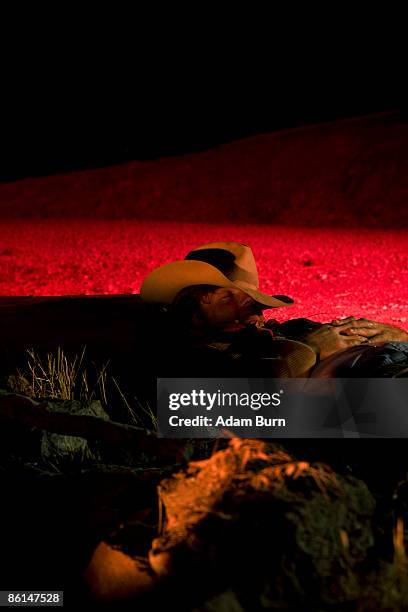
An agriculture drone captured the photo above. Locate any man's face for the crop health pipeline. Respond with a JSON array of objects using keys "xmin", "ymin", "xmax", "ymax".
[{"xmin": 198, "ymin": 287, "xmax": 265, "ymax": 332}]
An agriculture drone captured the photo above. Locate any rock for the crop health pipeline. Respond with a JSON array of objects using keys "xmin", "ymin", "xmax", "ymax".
[
  {"xmin": 149, "ymin": 439, "xmax": 376, "ymax": 609},
  {"xmin": 40, "ymin": 399, "xmax": 109, "ymax": 468},
  {"xmin": 0, "ymin": 391, "xmax": 189, "ymax": 468},
  {"xmin": 84, "ymin": 542, "xmax": 158, "ymax": 602}
]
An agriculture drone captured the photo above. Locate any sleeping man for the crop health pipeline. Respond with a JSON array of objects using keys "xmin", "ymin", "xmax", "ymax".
[{"xmin": 140, "ymin": 241, "xmax": 408, "ymax": 378}]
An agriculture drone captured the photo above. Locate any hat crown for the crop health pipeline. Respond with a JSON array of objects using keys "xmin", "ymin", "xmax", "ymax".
[
  {"xmin": 185, "ymin": 242, "xmax": 259, "ymax": 290},
  {"xmin": 140, "ymin": 240, "xmax": 294, "ymax": 309}
]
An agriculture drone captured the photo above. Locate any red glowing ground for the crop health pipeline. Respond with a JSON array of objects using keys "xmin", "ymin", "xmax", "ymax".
[{"xmin": 0, "ymin": 220, "xmax": 407, "ymax": 327}]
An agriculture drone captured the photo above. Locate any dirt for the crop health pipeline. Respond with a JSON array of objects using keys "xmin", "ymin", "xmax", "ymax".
[{"xmin": 0, "ymin": 219, "xmax": 406, "ymax": 327}]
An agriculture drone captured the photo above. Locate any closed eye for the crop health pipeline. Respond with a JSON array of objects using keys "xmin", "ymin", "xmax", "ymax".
[{"xmin": 219, "ymin": 290, "xmax": 234, "ymax": 301}]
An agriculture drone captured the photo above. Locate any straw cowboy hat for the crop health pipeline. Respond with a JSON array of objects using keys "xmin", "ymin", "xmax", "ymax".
[{"xmin": 140, "ymin": 241, "xmax": 294, "ymax": 309}]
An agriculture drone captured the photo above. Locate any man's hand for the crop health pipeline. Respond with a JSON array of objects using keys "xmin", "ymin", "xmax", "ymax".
[
  {"xmin": 303, "ymin": 325, "xmax": 369, "ymax": 360},
  {"xmin": 331, "ymin": 317, "xmax": 408, "ymax": 344}
]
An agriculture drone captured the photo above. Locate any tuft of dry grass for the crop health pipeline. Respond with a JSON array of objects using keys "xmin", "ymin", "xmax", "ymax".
[
  {"xmin": 8, "ymin": 347, "xmax": 109, "ymax": 403},
  {"xmin": 7, "ymin": 347, "xmax": 158, "ymax": 431}
]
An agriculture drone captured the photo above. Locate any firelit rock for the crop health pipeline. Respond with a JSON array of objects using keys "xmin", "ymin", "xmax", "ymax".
[{"xmin": 149, "ymin": 439, "xmax": 376, "ymax": 609}]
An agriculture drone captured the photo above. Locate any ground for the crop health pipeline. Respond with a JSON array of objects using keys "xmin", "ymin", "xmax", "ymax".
[
  {"xmin": 0, "ymin": 219, "xmax": 407, "ymax": 326},
  {"xmin": 1, "ymin": 113, "xmax": 407, "ymax": 326}
]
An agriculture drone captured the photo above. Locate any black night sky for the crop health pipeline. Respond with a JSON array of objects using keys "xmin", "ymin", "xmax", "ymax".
[{"xmin": 1, "ymin": 26, "xmax": 403, "ymax": 181}]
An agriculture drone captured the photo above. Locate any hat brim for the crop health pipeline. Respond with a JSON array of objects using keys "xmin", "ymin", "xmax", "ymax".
[{"xmin": 140, "ymin": 260, "xmax": 294, "ymax": 309}]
